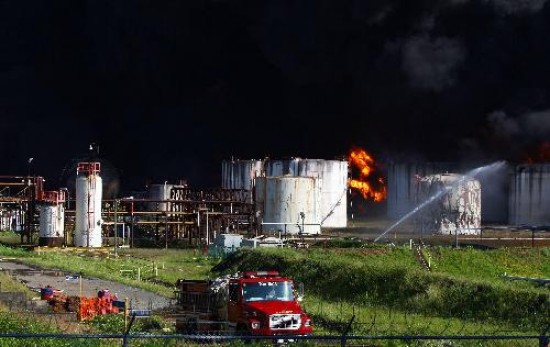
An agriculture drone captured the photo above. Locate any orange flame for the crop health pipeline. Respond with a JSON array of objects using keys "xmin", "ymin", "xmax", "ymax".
[
  {"xmin": 524, "ymin": 141, "xmax": 550, "ymax": 164},
  {"xmin": 348, "ymin": 147, "xmax": 387, "ymax": 202}
]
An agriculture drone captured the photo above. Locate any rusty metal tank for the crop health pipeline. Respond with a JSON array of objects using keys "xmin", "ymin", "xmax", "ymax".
[
  {"xmin": 264, "ymin": 158, "xmax": 348, "ymax": 228},
  {"xmin": 255, "ymin": 176, "xmax": 321, "ymax": 235},
  {"xmin": 416, "ymin": 173, "xmax": 481, "ymax": 235}
]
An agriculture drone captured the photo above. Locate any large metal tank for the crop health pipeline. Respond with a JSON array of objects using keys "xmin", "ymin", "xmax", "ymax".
[
  {"xmin": 39, "ymin": 204, "xmax": 65, "ymax": 246},
  {"xmin": 509, "ymin": 164, "xmax": 550, "ymax": 225},
  {"xmin": 75, "ymin": 162, "xmax": 103, "ymax": 247},
  {"xmin": 221, "ymin": 159, "xmax": 264, "ymax": 191},
  {"xmin": 386, "ymin": 162, "xmax": 458, "ymax": 219},
  {"xmin": 264, "ymin": 158, "xmax": 348, "ymax": 228},
  {"xmin": 148, "ymin": 183, "xmax": 173, "ymax": 211},
  {"xmin": 416, "ymin": 173, "xmax": 481, "ymax": 235},
  {"xmin": 255, "ymin": 176, "xmax": 321, "ymax": 235}
]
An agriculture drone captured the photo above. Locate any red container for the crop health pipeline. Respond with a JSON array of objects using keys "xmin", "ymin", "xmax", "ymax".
[{"xmin": 41, "ymin": 287, "xmax": 54, "ymax": 300}]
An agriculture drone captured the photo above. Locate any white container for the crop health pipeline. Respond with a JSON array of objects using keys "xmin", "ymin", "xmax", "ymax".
[
  {"xmin": 416, "ymin": 173, "xmax": 481, "ymax": 235},
  {"xmin": 386, "ymin": 162, "xmax": 457, "ymax": 219},
  {"xmin": 509, "ymin": 164, "xmax": 550, "ymax": 225},
  {"xmin": 39, "ymin": 204, "xmax": 65, "ymax": 238},
  {"xmin": 255, "ymin": 176, "xmax": 321, "ymax": 235},
  {"xmin": 75, "ymin": 163, "xmax": 103, "ymax": 247},
  {"xmin": 264, "ymin": 158, "xmax": 348, "ymax": 228}
]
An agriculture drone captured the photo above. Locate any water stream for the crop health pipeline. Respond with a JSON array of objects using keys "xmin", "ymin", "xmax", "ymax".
[{"xmin": 373, "ymin": 161, "xmax": 507, "ymax": 243}]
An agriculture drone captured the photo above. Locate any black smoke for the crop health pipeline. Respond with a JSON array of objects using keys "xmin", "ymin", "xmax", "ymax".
[{"xmin": 2, "ymin": 0, "xmax": 550, "ymax": 193}]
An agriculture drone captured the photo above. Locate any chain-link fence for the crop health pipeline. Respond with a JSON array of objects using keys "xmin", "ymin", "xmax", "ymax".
[
  {"xmin": 0, "ymin": 291, "xmax": 548, "ymax": 346},
  {"xmin": 0, "ymin": 332, "xmax": 547, "ymax": 346}
]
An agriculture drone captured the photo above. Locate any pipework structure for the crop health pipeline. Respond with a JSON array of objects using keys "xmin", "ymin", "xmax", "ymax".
[
  {"xmin": 0, "ymin": 175, "xmax": 46, "ymax": 243},
  {"xmin": 93, "ymin": 187, "xmax": 255, "ymax": 249}
]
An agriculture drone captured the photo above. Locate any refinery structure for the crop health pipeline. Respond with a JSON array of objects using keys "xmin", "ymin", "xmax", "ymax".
[{"xmin": 0, "ymin": 146, "xmax": 549, "ymax": 249}]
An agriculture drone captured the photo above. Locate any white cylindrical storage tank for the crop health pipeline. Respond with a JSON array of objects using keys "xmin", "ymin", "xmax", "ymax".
[
  {"xmin": 264, "ymin": 158, "xmax": 300, "ymax": 177},
  {"xmin": 264, "ymin": 158, "xmax": 348, "ymax": 228},
  {"xmin": 39, "ymin": 204, "xmax": 65, "ymax": 246},
  {"xmin": 148, "ymin": 183, "xmax": 173, "ymax": 211},
  {"xmin": 416, "ymin": 173, "xmax": 481, "ymax": 235},
  {"xmin": 509, "ymin": 164, "xmax": 550, "ymax": 225},
  {"xmin": 221, "ymin": 159, "xmax": 264, "ymax": 191},
  {"xmin": 296, "ymin": 159, "xmax": 348, "ymax": 228},
  {"xmin": 75, "ymin": 162, "xmax": 103, "ymax": 247},
  {"xmin": 386, "ymin": 162, "xmax": 458, "ymax": 219},
  {"xmin": 255, "ymin": 176, "xmax": 321, "ymax": 235}
]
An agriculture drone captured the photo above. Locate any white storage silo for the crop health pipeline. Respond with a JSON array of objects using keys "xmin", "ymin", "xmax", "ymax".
[
  {"xmin": 75, "ymin": 162, "xmax": 103, "ymax": 247},
  {"xmin": 255, "ymin": 176, "xmax": 321, "ymax": 235},
  {"xmin": 264, "ymin": 158, "xmax": 348, "ymax": 228},
  {"xmin": 509, "ymin": 164, "xmax": 550, "ymax": 225},
  {"xmin": 416, "ymin": 173, "xmax": 481, "ymax": 235},
  {"xmin": 39, "ymin": 206, "xmax": 64, "ymax": 246}
]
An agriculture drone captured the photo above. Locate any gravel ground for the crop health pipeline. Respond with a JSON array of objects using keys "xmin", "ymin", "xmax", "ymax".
[{"xmin": 0, "ymin": 259, "xmax": 175, "ymax": 311}]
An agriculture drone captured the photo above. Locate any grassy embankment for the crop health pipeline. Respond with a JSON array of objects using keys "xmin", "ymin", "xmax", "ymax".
[
  {"xmin": 213, "ymin": 245, "xmax": 550, "ymax": 340},
  {"xmin": 0, "ymin": 235, "xmax": 550, "ymax": 346}
]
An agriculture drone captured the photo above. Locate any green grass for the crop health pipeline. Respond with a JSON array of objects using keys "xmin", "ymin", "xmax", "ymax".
[
  {"xmin": 430, "ymin": 246, "xmax": 550, "ymax": 282},
  {"xmin": 8, "ymin": 247, "xmax": 219, "ymax": 298},
  {"xmin": 0, "ymin": 242, "xmax": 549, "ymax": 346},
  {"xmin": 214, "ymin": 247, "xmax": 550, "ymax": 332}
]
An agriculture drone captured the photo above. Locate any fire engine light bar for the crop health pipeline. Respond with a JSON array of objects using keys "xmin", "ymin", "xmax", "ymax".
[{"xmin": 242, "ymin": 270, "xmax": 280, "ymax": 278}]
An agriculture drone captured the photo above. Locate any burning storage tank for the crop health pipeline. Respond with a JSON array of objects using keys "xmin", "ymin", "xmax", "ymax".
[
  {"xmin": 509, "ymin": 164, "xmax": 550, "ymax": 225},
  {"xmin": 38, "ymin": 190, "xmax": 66, "ymax": 247},
  {"xmin": 264, "ymin": 158, "xmax": 348, "ymax": 228},
  {"xmin": 416, "ymin": 173, "xmax": 481, "ymax": 235},
  {"xmin": 255, "ymin": 176, "xmax": 321, "ymax": 235},
  {"xmin": 75, "ymin": 162, "xmax": 103, "ymax": 247}
]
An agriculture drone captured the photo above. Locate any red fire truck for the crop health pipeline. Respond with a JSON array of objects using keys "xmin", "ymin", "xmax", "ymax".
[{"xmin": 174, "ymin": 270, "xmax": 313, "ymax": 339}]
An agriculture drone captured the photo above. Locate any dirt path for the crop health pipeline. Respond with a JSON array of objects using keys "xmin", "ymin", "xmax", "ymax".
[{"xmin": 0, "ymin": 260, "xmax": 175, "ymax": 311}]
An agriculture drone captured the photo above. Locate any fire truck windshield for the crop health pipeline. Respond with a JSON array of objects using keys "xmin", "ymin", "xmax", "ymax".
[{"xmin": 242, "ymin": 281, "xmax": 294, "ymax": 302}]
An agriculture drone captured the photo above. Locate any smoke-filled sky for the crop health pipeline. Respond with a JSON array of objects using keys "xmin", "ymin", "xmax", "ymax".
[{"xmin": 2, "ymin": 0, "xmax": 550, "ymax": 193}]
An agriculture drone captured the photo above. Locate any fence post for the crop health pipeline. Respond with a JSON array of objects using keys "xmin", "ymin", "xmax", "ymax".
[
  {"xmin": 122, "ymin": 313, "xmax": 136, "ymax": 347},
  {"xmin": 540, "ymin": 324, "xmax": 550, "ymax": 347},
  {"xmin": 340, "ymin": 315, "xmax": 355, "ymax": 347}
]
